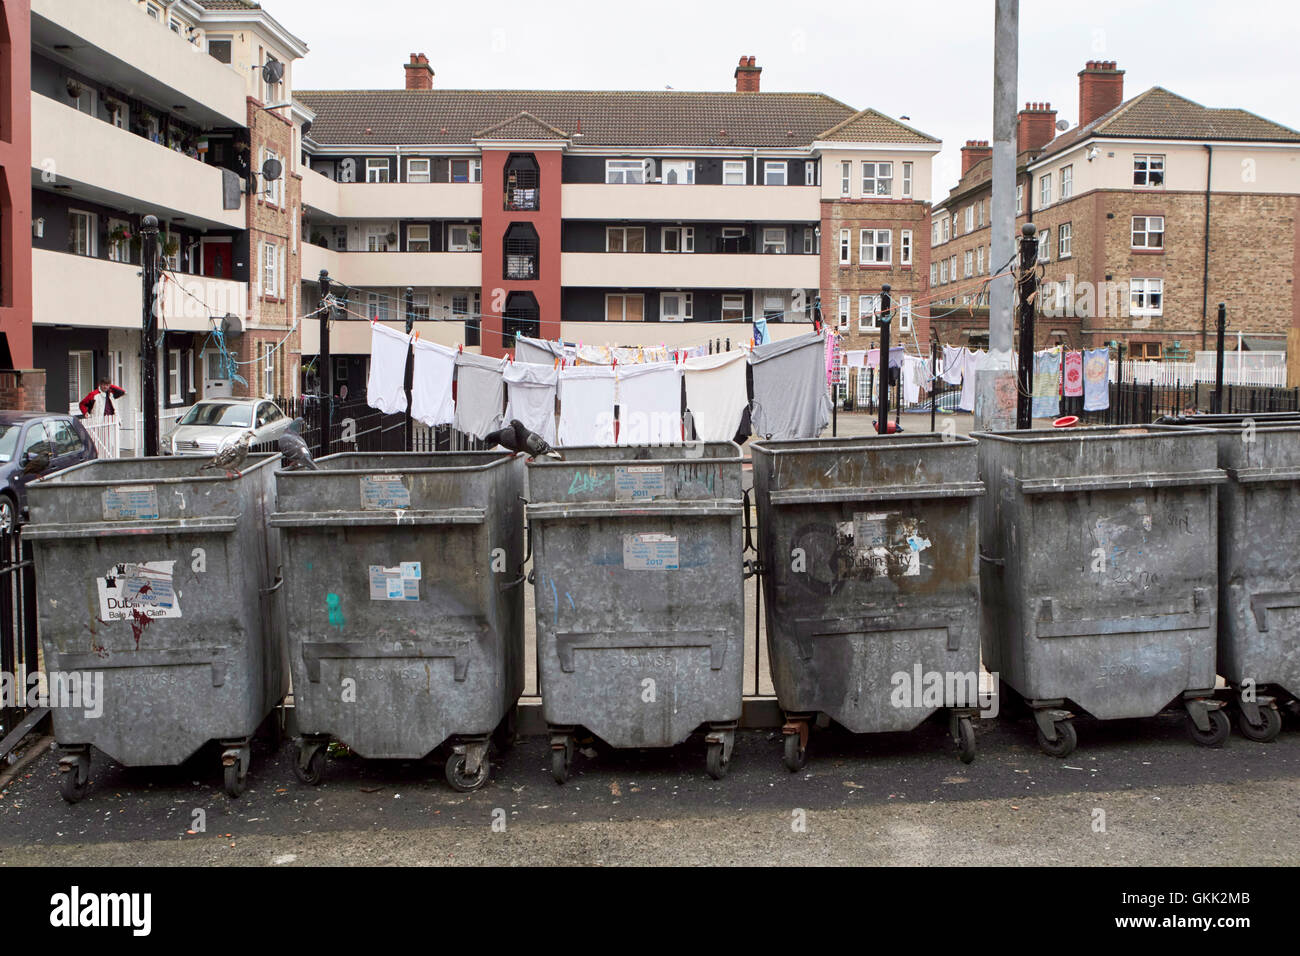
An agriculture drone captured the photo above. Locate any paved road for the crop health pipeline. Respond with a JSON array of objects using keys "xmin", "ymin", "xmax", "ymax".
[{"xmin": 3, "ymin": 712, "xmax": 1297, "ymax": 866}]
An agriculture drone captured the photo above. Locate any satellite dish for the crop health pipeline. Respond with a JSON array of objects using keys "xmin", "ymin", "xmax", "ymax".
[
  {"xmin": 261, "ymin": 59, "xmax": 285, "ymax": 86},
  {"xmin": 262, "ymin": 157, "xmax": 283, "ymax": 182},
  {"xmin": 1055, "ymin": 119, "xmax": 1069, "ymax": 131}
]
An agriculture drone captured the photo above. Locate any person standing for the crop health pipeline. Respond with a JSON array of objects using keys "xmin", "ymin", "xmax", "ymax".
[{"xmin": 79, "ymin": 378, "xmax": 126, "ymax": 418}]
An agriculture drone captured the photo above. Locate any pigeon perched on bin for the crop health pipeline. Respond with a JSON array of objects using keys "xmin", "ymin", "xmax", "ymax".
[
  {"xmin": 484, "ymin": 419, "xmax": 562, "ymax": 460},
  {"xmin": 200, "ymin": 429, "xmax": 255, "ymax": 478},
  {"xmin": 278, "ymin": 430, "xmax": 318, "ymax": 470}
]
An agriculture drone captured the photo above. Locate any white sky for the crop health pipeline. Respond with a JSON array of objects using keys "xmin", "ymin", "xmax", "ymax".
[{"xmin": 270, "ymin": 0, "xmax": 1300, "ymax": 199}]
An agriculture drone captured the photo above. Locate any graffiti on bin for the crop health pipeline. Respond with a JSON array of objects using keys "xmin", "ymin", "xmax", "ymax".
[{"xmin": 788, "ymin": 514, "xmax": 933, "ymax": 595}]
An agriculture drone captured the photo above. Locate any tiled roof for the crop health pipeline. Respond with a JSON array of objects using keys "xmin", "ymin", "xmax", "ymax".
[
  {"xmin": 193, "ymin": 0, "xmax": 262, "ymax": 9},
  {"xmin": 295, "ymin": 89, "xmax": 915, "ymax": 147},
  {"xmin": 1039, "ymin": 87, "xmax": 1300, "ymax": 160},
  {"xmin": 473, "ymin": 111, "xmax": 569, "ymax": 140},
  {"xmin": 816, "ymin": 108, "xmax": 939, "ymax": 144}
]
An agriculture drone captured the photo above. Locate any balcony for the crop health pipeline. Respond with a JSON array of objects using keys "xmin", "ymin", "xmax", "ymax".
[
  {"xmin": 301, "ymin": 167, "xmax": 483, "ymax": 220},
  {"xmin": 298, "ymin": 318, "xmax": 472, "ymax": 356},
  {"xmin": 301, "ymin": 243, "xmax": 482, "ymax": 289},
  {"xmin": 33, "ymin": 249, "xmax": 246, "ymax": 332},
  {"xmin": 32, "ymin": 94, "xmax": 244, "ymax": 230},
  {"xmin": 560, "ymin": 184, "xmax": 821, "ymax": 222},
  {"xmin": 560, "ymin": 252, "xmax": 818, "ymax": 290}
]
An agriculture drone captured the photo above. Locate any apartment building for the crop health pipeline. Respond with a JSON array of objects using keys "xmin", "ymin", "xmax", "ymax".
[
  {"xmin": 28, "ymin": 0, "xmax": 306, "ymax": 441},
  {"xmin": 294, "ymin": 55, "xmax": 939, "ymax": 378},
  {"xmin": 0, "ymin": 1, "xmax": 36, "ymax": 410}
]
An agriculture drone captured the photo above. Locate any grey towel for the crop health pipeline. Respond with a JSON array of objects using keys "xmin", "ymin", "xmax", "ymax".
[
  {"xmin": 453, "ymin": 352, "xmax": 505, "ymax": 440},
  {"xmin": 748, "ymin": 332, "xmax": 831, "ymax": 440},
  {"xmin": 221, "ymin": 167, "xmax": 242, "ymax": 210}
]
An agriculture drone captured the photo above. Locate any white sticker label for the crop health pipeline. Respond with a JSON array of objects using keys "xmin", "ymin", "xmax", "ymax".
[
  {"xmin": 400, "ymin": 561, "xmax": 422, "ymax": 580},
  {"xmin": 369, "ymin": 565, "xmax": 420, "ymax": 601},
  {"xmin": 97, "ymin": 561, "xmax": 181, "ymax": 621},
  {"xmin": 615, "ymin": 465, "xmax": 667, "ymax": 501},
  {"xmin": 360, "ymin": 475, "xmax": 411, "ymax": 510},
  {"xmin": 623, "ymin": 533, "xmax": 679, "ymax": 571},
  {"xmin": 102, "ymin": 486, "xmax": 159, "ymax": 521}
]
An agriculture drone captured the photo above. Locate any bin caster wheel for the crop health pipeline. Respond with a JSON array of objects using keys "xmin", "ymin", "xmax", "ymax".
[
  {"xmin": 1036, "ymin": 719, "xmax": 1077, "ymax": 757},
  {"xmin": 58, "ymin": 756, "xmax": 90, "ymax": 803},
  {"xmin": 956, "ymin": 717, "xmax": 977, "ymax": 765},
  {"xmin": 551, "ymin": 745, "xmax": 571, "ymax": 785},
  {"xmin": 706, "ymin": 741, "xmax": 730, "ymax": 780},
  {"xmin": 1187, "ymin": 709, "xmax": 1231, "ymax": 747},
  {"xmin": 445, "ymin": 753, "xmax": 491, "ymax": 792},
  {"xmin": 293, "ymin": 744, "xmax": 326, "ymax": 785},
  {"xmin": 1236, "ymin": 706, "xmax": 1281, "ymax": 743},
  {"xmin": 782, "ymin": 732, "xmax": 807, "ymax": 772},
  {"xmin": 223, "ymin": 760, "xmax": 246, "ymax": 798}
]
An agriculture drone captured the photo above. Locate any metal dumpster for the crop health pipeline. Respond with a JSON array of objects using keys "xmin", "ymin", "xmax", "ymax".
[
  {"xmin": 527, "ymin": 443, "xmax": 745, "ymax": 782},
  {"xmin": 24, "ymin": 455, "xmax": 288, "ymax": 800},
  {"xmin": 752, "ymin": 434, "xmax": 984, "ymax": 770},
  {"xmin": 271, "ymin": 452, "xmax": 525, "ymax": 791},
  {"xmin": 975, "ymin": 425, "xmax": 1229, "ymax": 756}
]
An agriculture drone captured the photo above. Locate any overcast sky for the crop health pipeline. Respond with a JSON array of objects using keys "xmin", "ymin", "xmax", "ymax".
[{"xmin": 270, "ymin": 0, "xmax": 1300, "ymax": 197}]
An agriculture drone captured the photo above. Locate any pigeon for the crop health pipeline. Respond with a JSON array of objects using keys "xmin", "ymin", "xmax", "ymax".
[
  {"xmin": 484, "ymin": 419, "xmax": 562, "ymax": 460},
  {"xmin": 199, "ymin": 429, "xmax": 255, "ymax": 478},
  {"xmin": 278, "ymin": 430, "xmax": 318, "ymax": 470}
]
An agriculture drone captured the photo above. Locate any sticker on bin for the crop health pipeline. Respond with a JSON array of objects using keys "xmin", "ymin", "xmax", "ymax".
[
  {"xmin": 369, "ymin": 563, "xmax": 420, "ymax": 601},
  {"xmin": 615, "ymin": 465, "xmax": 666, "ymax": 501},
  {"xmin": 360, "ymin": 475, "xmax": 410, "ymax": 510},
  {"xmin": 97, "ymin": 560, "xmax": 180, "ymax": 620},
  {"xmin": 101, "ymin": 486, "xmax": 159, "ymax": 521},
  {"xmin": 623, "ymin": 533, "xmax": 679, "ymax": 570}
]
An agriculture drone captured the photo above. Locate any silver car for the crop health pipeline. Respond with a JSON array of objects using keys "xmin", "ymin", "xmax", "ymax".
[{"xmin": 166, "ymin": 398, "xmax": 293, "ymax": 456}]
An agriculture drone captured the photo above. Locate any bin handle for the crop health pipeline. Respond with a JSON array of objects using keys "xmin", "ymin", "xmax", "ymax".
[
  {"xmin": 742, "ymin": 489, "xmax": 754, "ymax": 554},
  {"xmin": 261, "ymin": 575, "xmax": 284, "ymax": 594},
  {"xmin": 978, "ymin": 551, "xmax": 1004, "ymax": 568}
]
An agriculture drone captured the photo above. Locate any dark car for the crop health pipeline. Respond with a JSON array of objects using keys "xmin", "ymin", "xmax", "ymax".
[{"xmin": 0, "ymin": 411, "xmax": 98, "ymax": 532}]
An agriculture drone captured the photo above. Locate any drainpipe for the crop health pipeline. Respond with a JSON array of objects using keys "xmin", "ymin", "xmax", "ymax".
[{"xmin": 1201, "ymin": 145, "xmax": 1213, "ymax": 350}]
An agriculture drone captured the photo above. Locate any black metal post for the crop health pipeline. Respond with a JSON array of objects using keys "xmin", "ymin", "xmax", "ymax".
[
  {"xmin": 878, "ymin": 284, "xmax": 892, "ymax": 433},
  {"xmin": 140, "ymin": 215, "xmax": 160, "ymax": 457},
  {"xmin": 318, "ymin": 270, "xmax": 333, "ymax": 456},
  {"xmin": 930, "ymin": 334, "xmax": 938, "ymax": 433},
  {"xmin": 1213, "ymin": 302, "xmax": 1227, "ymax": 414},
  {"xmin": 404, "ymin": 286, "xmax": 415, "ymax": 452},
  {"xmin": 1015, "ymin": 223, "xmax": 1037, "ymax": 430}
]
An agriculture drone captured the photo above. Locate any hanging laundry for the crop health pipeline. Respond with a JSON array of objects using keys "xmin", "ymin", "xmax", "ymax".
[
  {"xmin": 942, "ymin": 345, "xmax": 966, "ymax": 385},
  {"xmin": 753, "ymin": 317, "xmax": 769, "ymax": 346},
  {"xmin": 1083, "ymin": 348, "xmax": 1110, "ymax": 411},
  {"xmin": 452, "ymin": 351, "xmax": 506, "ymax": 440},
  {"xmin": 557, "ymin": 365, "xmax": 616, "ymax": 446},
  {"xmin": 1032, "ymin": 351, "xmax": 1061, "ymax": 418},
  {"xmin": 514, "ymin": 335, "xmax": 561, "ymax": 366},
  {"xmin": 503, "ymin": 361, "xmax": 559, "ymax": 445},
  {"xmin": 612, "ymin": 347, "xmax": 642, "ymax": 366},
  {"xmin": 751, "ymin": 331, "xmax": 831, "ymax": 440},
  {"xmin": 845, "ymin": 349, "xmax": 868, "ymax": 368},
  {"xmin": 958, "ymin": 349, "xmax": 987, "ymax": 412},
  {"xmin": 617, "ymin": 362, "xmax": 682, "ymax": 446},
  {"xmin": 410, "ymin": 338, "xmax": 456, "ymax": 427},
  {"xmin": 866, "ymin": 345, "xmax": 905, "ymax": 370},
  {"xmin": 902, "ymin": 354, "xmax": 927, "ymax": 406},
  {"xmin": 365, "ymin": 324, "xmax": 411, "ymax": 414},
  {"xmin": 824, "ymin": 331, "xmax": 837, "ymax": 387},
  {"xmin": 1063, "ymin": 350, "xmax": 1084, "ymax": 397},
  {"xmin": 576, "ymin": 344, "xmax": 613, "ymax": 366},
  {"xmin": 683, "ymin": 350, "xmax": 748, "ymax": 442}
]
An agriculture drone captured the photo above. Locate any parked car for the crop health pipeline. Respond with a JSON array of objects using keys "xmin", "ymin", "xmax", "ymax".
[
  {"xmin": 165, "ymin": 398, "xmax": 293, "ymax": 456},
  {"xmin": 0, "ymin": 411, "xmax": 99, "ymax": 532}
]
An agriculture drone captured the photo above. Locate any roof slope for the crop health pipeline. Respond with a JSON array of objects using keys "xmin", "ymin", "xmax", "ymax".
[{"xmin": 817, "ymin": 107, "xmax": 939, "ymax": 144}]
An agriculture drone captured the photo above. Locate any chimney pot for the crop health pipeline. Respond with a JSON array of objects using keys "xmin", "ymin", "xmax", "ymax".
[
  {"xmin": 734, "ymin": 55, "xmax": 762, "ymax": 92},
  {"xmin": 1078, "ymin": 59, "xmax": 1125, "ymax": 126},
  {"xmin": 404, "ymin": 52, "xmax": 435, "ymax": 90}
]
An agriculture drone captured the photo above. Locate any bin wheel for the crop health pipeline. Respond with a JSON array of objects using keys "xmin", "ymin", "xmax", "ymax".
[
  {"xmin": 957, "ymin": 717, "xmax": 977, "ymax": 764},
  {"xmin": 706, "ymin": 741, "xmax": 730, "ymax": 780},
  {"xmin": 293, "ymin": 745, "xmax": 326, "ymax": 785},
  {"xmin": 58, "ymin": 757, "xmax": 90, "ymax": 803},
  {"xmin": 223, "ymin": 759, "xmax": 247, "ymax": 798},
  {"xmin": 445, "ymin": 753, "xmax": 491, "ymax": 792},
  {"xmin": 1236, "ymin": 706, "xmax": 1281, "ymax": 743},
  {"xmin": 782, "ymin": 732, "xmax": 807, "ymax": 772},
  {"xmin": 551, "ymin": 746, "xmax": 570, "ymax": 785},
  {"xmin": 1036, "ymin": 719, "xmax": 1077, "ymax": 758},
  {"xmin": 1187, "ymin": 709, "xmax": 1231, "ymax": 747}
]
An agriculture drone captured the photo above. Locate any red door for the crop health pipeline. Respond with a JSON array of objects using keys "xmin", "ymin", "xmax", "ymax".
[{"xmin": 203, "ymin": 241, "xmax": 233, "ymax": 279}]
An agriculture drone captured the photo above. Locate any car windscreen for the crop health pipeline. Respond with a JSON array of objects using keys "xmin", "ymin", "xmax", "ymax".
[
  {"xmin": 0, "ymin": 425, "xmax": 19, "ymax": 462},
  {"xmin": 179, "ymin": 404, "xmax": 253, "ymax": 428}
]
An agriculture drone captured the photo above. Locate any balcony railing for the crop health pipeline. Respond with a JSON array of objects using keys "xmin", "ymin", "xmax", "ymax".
[{"xmin": 505, "ymin": 170, "xmax": 540, "ymax": 210}]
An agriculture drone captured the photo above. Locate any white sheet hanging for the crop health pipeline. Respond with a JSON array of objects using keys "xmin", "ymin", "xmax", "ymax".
[
  {"xmin": 503, "ymin": 361, "xmax": 558, "ymax": 445},
  {"xmin": 683, "ymin": 350, "xmax": 748, "ymax": 442},
  {"xmin": 366, "ymin": 323, "xmax": 410, "ymax": 414},
  {"xmin": 410, "ymin": 338, "xmax": 456, "ymax": 427},
  {"xmin": 616, "ymin": 362, "xmax": 682, "ymax": 446},
  {"xmin": 557, "ymin": 365, "xmax": 616, "ymax": 446}
]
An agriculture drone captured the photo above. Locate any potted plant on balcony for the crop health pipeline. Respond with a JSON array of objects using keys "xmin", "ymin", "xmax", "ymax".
[
  {"xmin": 385, "ymin": 231, "xmax": 398, "ymax": 247},
  {"xmin": 468, "ymin": 228, "xmax": 481, "ymax": 249},
  {"xmin": 108, "ymin": 223, "xmax": 132, "ymax": 247},
  {"xmin": 162, "ymin": 235, "xmax": 180, "ymax": 260},
  {"xmin": 66, "ymin": 78, "xmax": 85, "ymax": 100}
]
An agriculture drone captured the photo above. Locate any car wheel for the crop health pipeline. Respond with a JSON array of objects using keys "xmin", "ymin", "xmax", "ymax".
[{"xmin": 0, "ymin": 494, "xmax": 16, "ymax": 534}]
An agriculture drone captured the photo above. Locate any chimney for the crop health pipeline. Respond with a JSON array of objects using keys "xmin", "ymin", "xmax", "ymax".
[
  {"xmin": 960, "ymin": 140, "xmax": 992, "ymax": 177},
  {"xmin": 1078, "ymin": 60, "xmax": 1124, "ymax": 127},
  {"xmin": 404, "ymin": 52, "xmax": 434, "ymax": 91},
  {"xmin": 1017, "ymin": 102, "xmax": 1057, "ymax": 154},
  {"xmin": 734, "ymin": 55, "xmax": 761, "ymax": 93}
]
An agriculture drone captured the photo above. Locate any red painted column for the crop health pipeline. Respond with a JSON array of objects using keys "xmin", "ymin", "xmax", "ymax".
[{"xmin": 0, "ymin": 0, "xmax": 33, "ymax": 371}]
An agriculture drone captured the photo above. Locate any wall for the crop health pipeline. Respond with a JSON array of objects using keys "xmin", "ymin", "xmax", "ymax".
[{"xmin": 0, "ymin": 0, "xmax": 33, "ymax": 371}]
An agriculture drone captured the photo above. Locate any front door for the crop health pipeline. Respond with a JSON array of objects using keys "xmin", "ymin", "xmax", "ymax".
[{"xmin": 202, "ymin": 240, "xmax": 233, "ymax": 279}]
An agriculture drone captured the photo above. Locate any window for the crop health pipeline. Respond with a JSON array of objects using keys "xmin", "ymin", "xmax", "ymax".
[
  {"xmin": 902, "ymin": 162, "xmax": 913, "ymax": 198},
  {"xmin": 1133, "ymin": 154, "xmax": 1165, "ymax": 188},
  {"xmin": 407, "ymin": 224, "xmax": 431, "ymax": 252},
  {"xmin": 1131, "ymin": 215, "xmax": 1164, "ymax": 249},
  {"xmin": 1039, "ymin": 173, "xmax": 1052, "ymax": 206},
  {"xmin": 1129, "ymin": 341, "xmax": 1163, "ymax": 360},
  {"xmin": 168, "ymin": 349, "xmax": 182, "ymax": 404},
  {"xmin": 406, "ymin": 158, "xmax": 431, "ymax": 183},
  {"xmin": 939, "ymin": 259, "xmax": 949, "ymax": 284},
  {"xmin": 261, "ymin": 347, "xmax": 274, "ymax": 398},
  {"xmin": 1130, "ymin": 278, "xmax": 1164, "ymax": 315},
  {"xmin": 23, "ymin": 423, "xmax": 48, "ymax": 461},
  {"xmin": 366, "ymin": 158, "xmax": 390, "ymax": 183},
  {"xmin": 840, "ymin": 161, "xmax": 851, "ymax": 196},
  {"xmin": 1016, "ymin": 183, "xmax": 1024, "ymax": 215},
  {"xmin": 450, "ymin": 158, "xmax": 481, "ymax": 183},
  {"xmin": 606, "ymin": 160, "xmax": 644, "ymax": 184},
  {"xmin": 107, "ymin": 218, "xmax": 130, "ymax": 263},
  {"xmin": 978, "ymin": 200, "xmax": 985, "ymax": 228},
  {"xmin": 899, "ymin": 296, "xmax": 912, "ymax": 332},
  {"xmin": 606, "ymin": 226, "xmax": 646, "ymax": 252},
  {"xmin": 721, "ymin": 295, "xmax": 745, "ymax": 323},
  {"xmin": 261, "ymin": 242, "xmax": 278, "ymax": 296},
  {"xmin": 662, "ymin": 160, "xmax": 694, "ymax": 185},
  {"xmin": 262, "ymin": 149, "xmax": 282, "ymax": 205},
  {"xmin": 762, "ymin": 228, "xmax": 787, "ymax": 254},
  {"xmin": 932, "ymin": 220, "xmax": 941, "ymax": 245},
  {"xmin": 965, "ymin": 206, "xmax": 974, "ymax": 233},
  {"xmin": 1060, "ymin": 164, "xmax": 1073, "ymax": 199},
  {"xmin": 964, "ymin": 250, "xmax": 973, "ymax": 277},
  {"xmin": 145, "ymin": 3, "xmax": 161, "ymax": 20},
  {"xmin": 67, "ymin": 352, "xmax": 94, "ymax": 407},
  {"xmin": 70, "ymin": 83, "xmax": 96, "ymax": 117},
  {"xmin": 862, "ymin": 161, "xmax": 893, "ymax": 196},
  {"xmin": 839, "ymin": 228, "xmax": 851, "ymax": 265},
  {"xmin": 837, "ymin": 295, "xmax": 850, "ymax": 330},
  {"xmin": 976, "ymin": 245, "xmax": 984, "ymax": 274},
  {"xmin": 930, "ymin": 263, "xmax": 938, "ymax": 286},
  {"xmin": 410, "ymin": 292, "xmax": 430, "ymax": 321},
  {"xmin": 858, "ymin": 294, "xmax": 880, "ymax": 331},
  {"xmin": 859, "ymin": 229, "xmax": 891, "ymax": 265},
  {"xmin": 48, "ymin": 419, "xmax": 84, "ymax": 457},
  {"xmin": 763, "ymin": 162, "xmax": 788, "ymax": 186},
  {"xmin": 723, "ymin": 161, "xmax": 747, "ymax": 185},
  {"xmin": 68, "ymin": 210, "xmax": 96, "ymax": 257},
  {"xmin": 109, "ymin": 100, "xmax": 128, "ymax": 129},
  {"xmin": 901, "ymin": 230, "xmax": 912, "ymax": 265},
  {"xmin": 949, "ymin": 254, "xmax": 957, "ymax": 279},
  {"xmin": 1059, "ymin": 222, "xmax": 1072, "ymax": 258},
  {"xmin": 719, "ymin": 226, "xmax": 746, "ymax": 252},
  {"xmin": 942, "ymin": 217, "xmax": 950, "ymax": 242},
  {"xmin": 805, "ymin": 161, "xmax": 817, "ymax": 186},
  {"xmin": 803, "ymin": 228, "xmax": 817, "ymax": 254},
  {"xmin": 660, "ymin": 292, "xmax": 693, "ymax": 322},
  {"xmin": 447, "ymin": 225, "xmax": 479, "ymax": 252},
  {"xmin": 366, "ymin": 291, "xmax": 389, "ymax": 322},
  {"xmin": 662, "ymin": 226, "xmax": 694, "ymax": 253},
  {"xmin": 452, "ymin": 294, "xmax": 470, "ymax": 317},
  {"xmin": 208, "ymin": 37, "xmax": 232, "ymax": 63},
  {"xmin": 1037, "ymin": 230, "xmax": 1051, "ymax": 262},
  {"xmin": 605, "ymin": 293, "xmax": 644, "ymax": 321},
  {"xmin": 366, "ymin": 225, "xmax": 391, "ymax": 252}
]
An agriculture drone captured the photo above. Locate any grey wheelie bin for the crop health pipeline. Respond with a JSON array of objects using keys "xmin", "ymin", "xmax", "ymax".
[
  {"xmin": 526, "ymin": 444, "xmax": 745, "ymax": 783},
  {"xmin": 271, "ymin": 452, "xmax": 525, "ymax": 792},
  {"xmin": 975, "ymin": 425, "xmax": 1229, "ymax": 756},
  {"xmin": 752, "ymin": 434, "xmax": 984, "ymax": 770},
  {"xmin": 24, "ymin": 455, "xmax": 288, "ymax": 801}
]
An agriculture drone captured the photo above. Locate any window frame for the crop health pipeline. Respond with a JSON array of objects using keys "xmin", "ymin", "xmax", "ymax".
[
  {"xmin": 1059, "ymin": 221, "xmax": 1073, "ymax": 258},
  {"xmin": 721, "ymin": 294, "xmax": 745, "ymax": 323},
  {"xmin": 261, "ymin": 241, "xmax": 279, "ymax": 297},
  {"xmin": 1037, "ymin": 230, "xmax": 1051, "ymax": 263},
  {"xmin": 858, "ymin": 228, "xmax": 891, "ymax": 265},
  {"xmin": 1016, "ymin": 183, "xmax": 1024, "ymax": 215},
  {"xmin": 804, "ymin": 161, "xmax": 817, "ymax": 186},
  {"xmin": 902, "ymin": 161, "xmax": 913, "ymax": 198},
  {"xmin": 661, "ymin": 225, "xmax": 694, "ymax": 253},
  {"xmin": 68, "ymin": 209, "xmax": 97, "ymax": 257},
  {"xmin": 405, "ymin": 158, "xmax": 432, "ymax": 184},
  {"xmin": 167, "ymin": 348, "xmax": 183, "ymax": 404},
  {"xmin": 605, "ymin": 292, "xmax": 645, "ymax": 321},
  {"xmin": 1129, "ymin": 277, "xmax": 1164, "ymax": 316},
  {"xmin": 365, "ymin": 157, "xmax": 391, "ymax": 184},
  {"xmin": 862, "ymin": 161, "xmax": 893, "ymax": 197},
  {"xmin": 659, "ymin": 291, "xmax": 693, "ymax": 323},
  {"xmin": 1060, "ymin": 164, "xmax": 1073, "ymax": 199},
  {"xmin": 1039, "ymin": 172, "xmax": 1052, "ymax": 206},
  {"xmin": 965, "ymin": 205, "xmax": 974, "ymax": 233},
  {"xmin": 762, "ymin": 227, "xmax": 787, "ymax": 254},
  {"xmin": 722, "ymin": 160, "xmax": 747, "ymax": 185},
  {"xmin": 838, "ymin": 228, "xmax": 851, "ymax": 265},
  {"xmin": 837, "ymin": 294, "xmax": 850, "ymax": 330},
  {"xmin": 661, "ymin": 160, "xmax": 695, "ymax": 185},
  {"xmin": 406, "ymin": 223, "xmax": 431, "ymax": 252},
  {"xmin": 605, "ymin": 159, "xmax": 645, "ymax": 184},
  {"xmin": 605, "ymin": 225, "xmax": 646, "ymax": 253},
  {"xmin": 900, "ymin": 229, "xmax": 912, "ymax": 265},
  {"xmin": 1133, "ymin": 154, "xmax": 1165, "ymax": 189},
  {"xmin": 858, "ymin": 293, "xmax": 880, "ymax": 332},
  {"xmin": 964, "ymin": 249, "xmax": 973, "ymax": 277},
  {"xmin": 763, "ymin": 161, "xmax": 788, "ymax": 186},
  {"xmin": 1131, "ymin": 215, "xmax": 1164, "ymax": 250},
  {"xmin": 840, "ymin": 160, "xmax": 851, "ymax": 197}
]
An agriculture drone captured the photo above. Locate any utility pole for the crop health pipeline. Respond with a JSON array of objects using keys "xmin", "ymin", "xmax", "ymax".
[
  {"xmin": 878, "ymin": 284, "xmax": 892, "ymax": 433},
  {"xmin": 140, "ymin": 215, "xmax": 160, "ymax": 456},
  {"xmin": 1016, "ymin": 224, "xmax": 1037, "ymax": 429},
  {"xmin": 404, "ymin": 286, "xmax": 415, "ymax": 452},
  {"xmin": 1213, "ymin": 302, "xmax": 1227, "ymax": 413},
  {"xmin": 930, "ymin": 330, "xmax": 939, "ymax": 433},
  {"xmin": 318, "ymin": 270, "xmax": 333, "ymax": 455}
]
